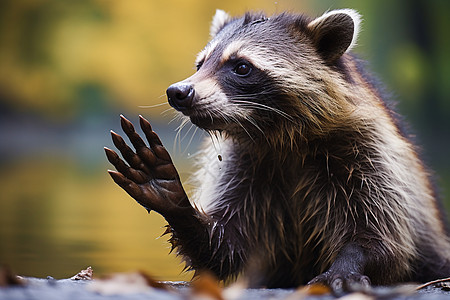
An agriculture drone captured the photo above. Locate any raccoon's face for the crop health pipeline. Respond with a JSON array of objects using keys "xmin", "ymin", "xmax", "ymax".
[{"xmin": 167, "ymin": 9, "xmax": 360, "ymax": 136}]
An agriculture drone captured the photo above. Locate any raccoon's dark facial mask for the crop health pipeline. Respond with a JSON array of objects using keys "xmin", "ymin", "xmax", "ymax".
[
  {"xmin": 166, "ymin": 52, "xmax": 282, "ymax": 131},
  {"xmin": 166, "ymin": 9, "xmax": 361, "ymax": 132},
  {"xmin": 165, "ymin": 61, "xmax": 258, "ymax": 130}
]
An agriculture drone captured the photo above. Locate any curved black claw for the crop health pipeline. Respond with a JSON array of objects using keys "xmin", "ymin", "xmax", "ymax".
[{"xmin": 105, "ymin": 115, "xmax": 191, "ymax": 217}]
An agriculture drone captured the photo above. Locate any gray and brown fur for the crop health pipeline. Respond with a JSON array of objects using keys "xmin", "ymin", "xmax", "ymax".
[{"xmin": 107, "ymin": 9, "xmax": 450, "ymax": 291}]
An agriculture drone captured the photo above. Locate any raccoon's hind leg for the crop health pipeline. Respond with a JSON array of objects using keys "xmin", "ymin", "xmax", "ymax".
[{"xmin": 308, "ymin": 243, "xmax": 371, "ymax": 295}]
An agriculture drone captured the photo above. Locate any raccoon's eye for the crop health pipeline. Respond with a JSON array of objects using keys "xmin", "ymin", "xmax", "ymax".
[{"xmin": 233, "ymin": 63, "xmax": 252, "ymax": 77}]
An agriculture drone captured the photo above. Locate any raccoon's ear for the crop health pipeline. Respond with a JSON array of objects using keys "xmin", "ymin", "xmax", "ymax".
[
  {"xmin": 307, "ymin": 9, "xmax": 361, "ymax": 63},
  {"xmin": 210, "ymin": 9, "xmax": 232, "ymax": 38}
]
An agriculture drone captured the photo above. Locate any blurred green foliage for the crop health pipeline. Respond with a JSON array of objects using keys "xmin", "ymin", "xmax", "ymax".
[{"xmin": 0, "ymin": 0, "xmax": 449, "ymax": 280}]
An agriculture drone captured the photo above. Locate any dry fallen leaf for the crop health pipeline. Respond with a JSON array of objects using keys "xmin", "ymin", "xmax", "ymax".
[
  {"xmin": 70, "ymin": 266, "xmax": 93, "ymax": 281},
  {"xmin": 191, "ymin": 271, "xmax": 224, "ymax": 300},
  {"xmin": 285, "ymin": 283, "xmax": 331, "ymax": 300},
  {"xmin": 138, "ymin": 271, "xmax": 170, "ymax": 290},
  {"xmin": 87, "ymin": 271, "xmax": 169, "ymax": 295},
  {"xmin": 0, "ymin": 265, "xmax": 25, "ymax": 287},
  {"xmin": 300, "ymin": 283, "xmax": 331, "ymax": 295},
  {"xmin": 221, "ymin": 280, "xmax": 247, "ymax": 300},
  {"xmin": 416, "ymin": 277, "xmax": 450, "ymax": 290}
]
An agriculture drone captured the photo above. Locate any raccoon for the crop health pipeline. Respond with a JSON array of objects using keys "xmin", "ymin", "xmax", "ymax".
[{"xmin": 105, "ymin": 9, "xmax": 450, "ymax": 292}]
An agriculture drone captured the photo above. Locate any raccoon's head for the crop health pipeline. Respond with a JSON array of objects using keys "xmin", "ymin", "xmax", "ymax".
[{"xmin": 167, "ymin": 9, "xmax": 361, "ymax": 141}]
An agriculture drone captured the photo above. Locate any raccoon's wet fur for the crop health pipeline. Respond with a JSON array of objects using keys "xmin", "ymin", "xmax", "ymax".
[{"xmin": 107, "ymin": 9, "xmax": 450, "ymax": 291}]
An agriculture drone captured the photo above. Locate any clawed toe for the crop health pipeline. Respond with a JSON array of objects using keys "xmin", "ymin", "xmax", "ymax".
[
  {"xmin": 309, "ymin": 271, "xmax": 371, "ymax": 295},
  {"xmin": 106, "ymin": 115, "xmax": 191, "ymax": 216}
]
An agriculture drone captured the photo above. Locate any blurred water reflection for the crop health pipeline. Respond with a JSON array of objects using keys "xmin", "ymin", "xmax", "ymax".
[{"xmin": 0, "ymin": 115, "xmax": 203, "ymax": 280}]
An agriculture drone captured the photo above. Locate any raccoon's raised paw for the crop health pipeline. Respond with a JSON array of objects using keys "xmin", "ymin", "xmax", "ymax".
[
  {"xmin": 308, "ymin": 270, "xmax": 371, "ymax": 295},
  {"xmin": 105, "ymin": 115, "xmax": 192, "ymax": 218}
]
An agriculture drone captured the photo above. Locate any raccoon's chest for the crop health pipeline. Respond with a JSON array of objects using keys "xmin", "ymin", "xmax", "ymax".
[{"xmin": 193, "ymin": 140, "xmax": 302, "ymax": 217}]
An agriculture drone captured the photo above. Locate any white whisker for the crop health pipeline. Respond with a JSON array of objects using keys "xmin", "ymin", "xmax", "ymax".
[
  {"xmin": 181, "ymin": 123, "xmax": 196, "ymax": 143},
  {"xmin": 184, "ymin": 125, "xmax": 200, "ymax": 155},
  {"xmin": 139, "ymin": 102, "xmax": 169, "ymax": 109},
  {"xmin": 169, "ymin": 112, "xmax": 184, "ymax": 124},
  {"xmin": 162, "ymin": 107, "xmax": 177, "ymax": 118},
  {"xmin": 173, "ymin": 117, "xmax": 190, "ymax": 154}
]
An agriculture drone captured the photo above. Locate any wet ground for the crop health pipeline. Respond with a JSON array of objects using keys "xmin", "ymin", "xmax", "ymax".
[{"xmin": 1, "ymin": 276, "xmax": 450, "ymax": 300}]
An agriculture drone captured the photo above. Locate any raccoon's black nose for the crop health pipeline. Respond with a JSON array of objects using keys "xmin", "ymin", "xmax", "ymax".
[{"xmin": 167, "ymin": 83, "xmax": 195, "ymax": 111}]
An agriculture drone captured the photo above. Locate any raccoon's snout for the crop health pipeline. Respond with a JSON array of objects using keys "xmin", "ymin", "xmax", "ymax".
[{"xmin": 167, "ymin": 83, "xmax": 195, "ymax": 111}]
